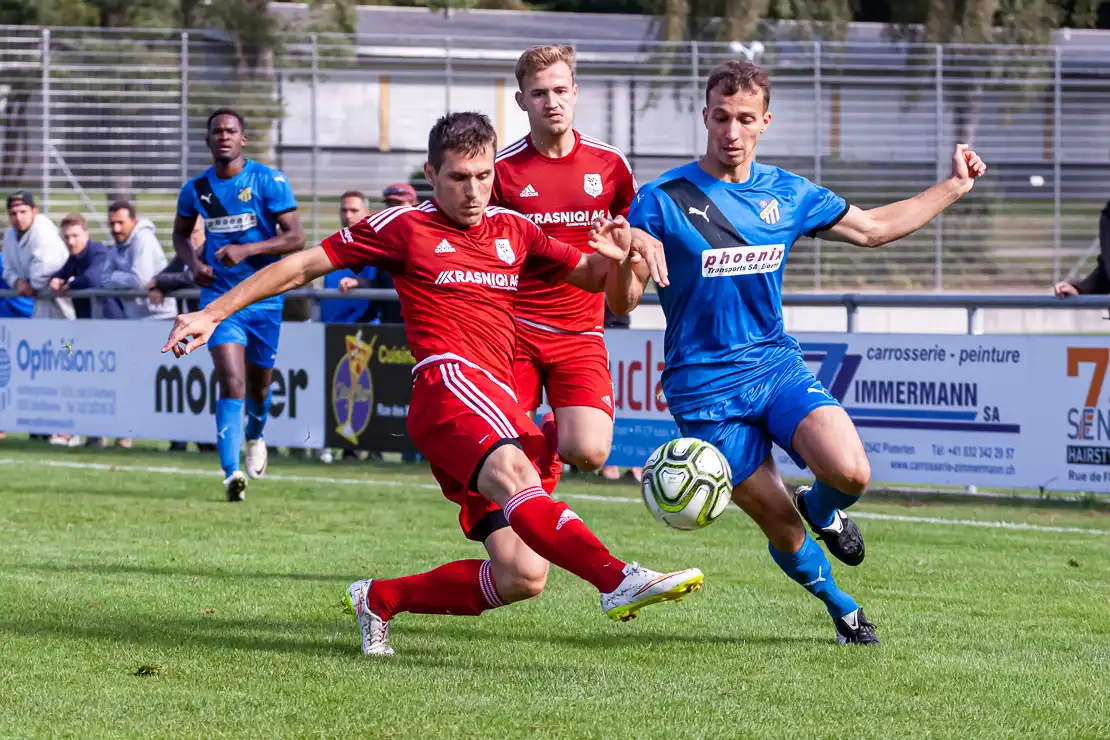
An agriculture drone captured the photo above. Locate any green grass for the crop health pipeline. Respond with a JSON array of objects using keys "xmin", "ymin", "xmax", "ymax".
[{"xmin": 1, "ymin": 441, "xmax": 1108, "ymax": 738}]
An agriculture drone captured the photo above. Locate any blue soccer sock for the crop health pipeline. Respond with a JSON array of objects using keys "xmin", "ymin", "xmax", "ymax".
[
  {"xmin": 216, "ymin": 398, "xmax": 244, "ymax": 477},
  {"xmin": 768, "ymin": 535, "xmax": 858, "ymax": 619},
  {"xmin": 803, "ymin": 480, "xmax": 860, "ymax": 528},
  {"xmin": 244, "ymin": 391, "xmax": 272, "ymax": 442}
]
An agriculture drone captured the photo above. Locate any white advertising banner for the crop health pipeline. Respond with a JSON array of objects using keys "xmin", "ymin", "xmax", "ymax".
[
  {"xmin": 0, "ymin": 319, "xmax": 326, "ymax": 447},
  {"xmin": 606, "ymin": 329, "xmax": 1110, "ymax": 493}
]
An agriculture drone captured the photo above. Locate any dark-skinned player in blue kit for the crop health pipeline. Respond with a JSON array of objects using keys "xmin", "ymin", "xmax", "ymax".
[
  {"xmin": 624, "ymin": 61, "xmax": 987, "ymax": 644},
  {"xmin": 172, "ymin": 109, "xmax": 305, "ymax": 501}
]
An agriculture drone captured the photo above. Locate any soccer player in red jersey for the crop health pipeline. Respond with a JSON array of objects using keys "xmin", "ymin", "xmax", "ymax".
[
  {"xmin": 162, "ymin": 112, "xmax": 703, "ymax": 656},
  {"xmin": 492, "ymin": 44, "xmax": 658, "ymax": 478}
]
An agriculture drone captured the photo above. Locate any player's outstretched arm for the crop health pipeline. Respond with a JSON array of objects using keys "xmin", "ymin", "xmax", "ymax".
[
  {"xmin": 820, "ymin": 144, "xmax": 987, "ymax": 248},
  {"xmin": 161, "ymin": 246, "xmax": 334, "ymax": 358},
  {"xmin": 601, "ymin": 221, "xmax": 655, "ymax": 315},
  {"xmin": 565, "ymin": 216, "xmax": 649, "ymax": 317}
]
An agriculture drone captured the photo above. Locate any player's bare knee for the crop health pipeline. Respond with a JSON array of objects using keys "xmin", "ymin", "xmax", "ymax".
[
  {"xmin": 827, "ymin": 455, "xmax": 870, "ymax": 495},
  {"xmin": 220, "ymin": 375, "xmax": 247, "ymax": 400},
  {"xmin": 498, "ymin": 560, "xmax": 549, "ymax": 603},
  {"xmin": 477, "ymin": 444, "xmax": 540, "ymax": 504},
  {"xmin": 563, "ymin": 443, "xmax": 609, "ymax": 473}
]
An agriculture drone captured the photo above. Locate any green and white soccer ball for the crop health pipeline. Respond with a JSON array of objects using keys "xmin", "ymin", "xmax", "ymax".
[{"xmin": 640, "ymin": 438, "xmax": 732, "ymax": 531}]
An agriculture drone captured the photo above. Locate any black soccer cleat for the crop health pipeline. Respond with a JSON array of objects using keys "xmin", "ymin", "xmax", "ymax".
[
  {"xmin": 793, "ymin": 486, "xmax": 865, "ymax": 566},
  {"xmin": 224, "ymin": 471, "xmax": 247, "ymax": 502},
  {"xmin": 835, "ymin": 608, "xmax": 879, "ymax": 645}
]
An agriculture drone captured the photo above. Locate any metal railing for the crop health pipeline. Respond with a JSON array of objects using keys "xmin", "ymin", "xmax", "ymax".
[
  {"xmin": 3, "ymin": 26, "xmax": 1110, "ymax": 291},
  {"xmin": 4, "ymin": 288, "xmax": 1108, "ymax": 335}
]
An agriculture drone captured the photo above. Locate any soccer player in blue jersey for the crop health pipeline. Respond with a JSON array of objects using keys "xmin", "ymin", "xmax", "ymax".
[
  {"xmin": 625, "ymin": 61, "xmax": 986, "ymax": 644},
  {"xmin": 173, "ymin": 109, "xmax": 305, "ymax": 501}
]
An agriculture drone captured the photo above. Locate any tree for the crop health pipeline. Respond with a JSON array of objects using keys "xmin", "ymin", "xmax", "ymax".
[{"xmin": 651, "ymin": 0, "xmax": 859, "ymax": 44}]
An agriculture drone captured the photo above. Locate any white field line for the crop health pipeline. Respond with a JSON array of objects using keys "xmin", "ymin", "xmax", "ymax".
[{"xmin": 2, "ymin": 457, "xmax": 1107, "ymax": 537}]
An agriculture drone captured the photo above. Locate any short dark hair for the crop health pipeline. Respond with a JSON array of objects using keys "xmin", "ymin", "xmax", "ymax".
[
  {"xmin": 60, "ymin": 213, "xmax": 87, "ymax": 231},
  {"xmin": 207, "ymin": 107, "xmax": 245, "ymax": 132},
  {"xmin": 705, "ymin": 60, "xmax": 771, "ymax": 109},
  {"xmin": 427, "ymin": 112, "xmax": 497, "ymax": 171},
  {"xmin": 108, "ymin": 201, "xmax": 135, "ymax": 219},
  {"xmin": 337, "ymin": 190, "xmax": 368, "ymax": 208}
]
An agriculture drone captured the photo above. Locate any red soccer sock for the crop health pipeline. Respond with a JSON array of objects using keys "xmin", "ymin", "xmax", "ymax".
[
  {"xmin": 366, "ymin": 559, "xmax": 504, "ymax": 622},
  {"xmin": 503, "ymin": 486, "xmax": 626, "ymax": 593}
]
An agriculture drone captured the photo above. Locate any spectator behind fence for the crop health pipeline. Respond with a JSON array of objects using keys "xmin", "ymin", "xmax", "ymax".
[
  {"xmin": 2, "ymin": 191, "xmax": 74, "ymax": 319},
  {"xmin": 149, "ymin": 217, "xmax": 205, "ymax": 315},
  {"xmin": 1055, "ymin": 201, "xmax": 1110, "ymax": 299},
  {"xmin": 49, "ymin": 213, "xmax": 108, "ymax": 319},
  {"xmin": 322, "ymin": 191, "xmax": 377, "ymax": 324},
  {"xmin": 102, "ymin": 201, "xmax": 176, "ymax": 319},
  {"xmin": 0, "ymin": 232, "xmax": 32, "ymax": 441},
  {"xmin": 0, "ymin": 245, "xmax": 32, "ymax": 318}
]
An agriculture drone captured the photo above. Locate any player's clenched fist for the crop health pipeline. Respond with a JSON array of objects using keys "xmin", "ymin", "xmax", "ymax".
[
  {"xmin": 951, "ymin": 143, "xmax": 987, "ymax": 193},
  {"xmin": 162, "ymin": 310, "xmax": 219, "ymax": 358}
]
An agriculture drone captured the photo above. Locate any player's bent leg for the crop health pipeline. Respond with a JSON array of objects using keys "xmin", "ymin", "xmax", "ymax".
[
  {"xmin": 210, "ymin": 341, "xmax": 248, "ymax": 501},
  {"xmin": 735, "ymin": 455, "xmax": 877, "ymax": 645},
  {"xmin": 483, "ymin": 526, "xmax": 549, "ymax": 603},
  {"xmin": 793, "ymin": 405, "xmax": 871, "ymax": 495},
  {"xmin": 347, "ymin": 556, "xmax": 509, "ymax": 657},
  {"xmin": 553, "ymin": 405, "xmax": 613, "ymax": 473},
  {"xmin": 242, "ymin": 310, "xmax": 281, "ymax": 479},
  {"xmin": 243, "ymin": 362, "xmax": 273, "ymax": 479},
  {"xmin": 475, "ymin": 443, "xmax": 703, "ymax": 621},
  {"xmin": 791, "ymin": 405, "xmax": 870, "ymax": 566}
]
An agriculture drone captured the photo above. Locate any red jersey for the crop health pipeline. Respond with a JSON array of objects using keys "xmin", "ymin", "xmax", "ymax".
[
  {"xmin": 321, "ymin": 201, "xmax": 583, "ymax": 385},
  {"xmin": 492, "ymin": 131, "xmax": 637, "ymax": 334}
]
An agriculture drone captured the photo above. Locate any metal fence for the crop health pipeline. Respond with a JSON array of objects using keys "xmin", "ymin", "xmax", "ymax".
[{"xmin": 3, "ymin": 26, "xmax": 1110, "ymax": 292}]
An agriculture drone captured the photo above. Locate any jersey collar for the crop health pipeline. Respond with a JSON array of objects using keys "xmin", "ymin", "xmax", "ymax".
[{"xmin": 526, "ymin": 129, "xmax": 580, "ymax": 163}]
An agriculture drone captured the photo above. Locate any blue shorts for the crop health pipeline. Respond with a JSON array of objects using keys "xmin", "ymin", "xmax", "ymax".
[
  {"xmin": 208, "ymin": 304, "xmax": 282, "ymax": 369},
  {"xmin": 673, "ymin": 353, "xmax": 840, "ymax": 484}
]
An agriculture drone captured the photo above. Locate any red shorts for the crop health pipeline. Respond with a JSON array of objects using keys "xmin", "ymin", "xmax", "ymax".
[
  {"xmin": 408, "ymin": 356, "xmax": 560, "ymax": 541},
  {"xmin": 512, "ymin": 320, "xmax": 615, "ymax": 417}
]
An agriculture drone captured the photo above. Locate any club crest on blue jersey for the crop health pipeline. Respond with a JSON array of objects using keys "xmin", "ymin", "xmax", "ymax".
[{"xmin": 759, "ymin": 199, "xmax": 781, "ymax": 225}]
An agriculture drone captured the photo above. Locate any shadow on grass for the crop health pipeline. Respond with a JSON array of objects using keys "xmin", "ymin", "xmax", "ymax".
[
  {"xmin": 5, "ymin": 561, "xmax": 362, "ymax": 584},
  {"xmin": 0, "ymin": 613, "xmax": 355, "ymax": 658},
  {"xmin": 0, "ymin": 610, "xmax": 825, "ymax": 664},
  {"xmin": 393, "ymin": 621, "xmax": 827, "ymax": 650}
]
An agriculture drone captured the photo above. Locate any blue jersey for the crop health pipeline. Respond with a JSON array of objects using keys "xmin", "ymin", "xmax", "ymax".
[
  {"xmin": 176, "ymin": 158, "xmax": 297, "ymax": 311},
  {"xmin": 628, "ymin": 160, "xmax": 848, "ymax": 416}
]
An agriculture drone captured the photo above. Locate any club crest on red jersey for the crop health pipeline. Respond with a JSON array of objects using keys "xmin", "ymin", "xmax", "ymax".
[
  {"xmin": 583, "ymin": 173, "xmax": 603, "ymax": 198},
  {"xmin": 495, "ymin": 238, "xmax": 515, "ymax": 265}
]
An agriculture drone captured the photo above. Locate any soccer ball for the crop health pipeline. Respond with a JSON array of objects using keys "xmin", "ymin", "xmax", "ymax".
[{"xmin": 640, "ymin": 438, "xmax": 732, "ymax": 531}]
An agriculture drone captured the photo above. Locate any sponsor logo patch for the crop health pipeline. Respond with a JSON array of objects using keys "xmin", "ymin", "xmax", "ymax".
[{"xmin": 701, "ymin": 244, "xmax": 785, "ymax": 277}]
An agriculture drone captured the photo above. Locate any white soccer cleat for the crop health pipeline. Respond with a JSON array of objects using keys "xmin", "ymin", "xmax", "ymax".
[
  {"xmin": 345, "ymin": 579, "xmax": 394, "ymax": 656},
  {"xmin": 245, "ymin": 437, "xmax": 268, "ymax": 479},
  {"xmin": 601, "ymin": 562, "xmax": 704, "ymax": 622},
  {"xmin": 224, "ymin": 470, "xmax": 247, "ymax": 502}
]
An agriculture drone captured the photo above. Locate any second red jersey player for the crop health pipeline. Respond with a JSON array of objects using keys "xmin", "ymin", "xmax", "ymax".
[{"xmin": 493, "ymin": 44, "xmax": 640, "ymax": 475}]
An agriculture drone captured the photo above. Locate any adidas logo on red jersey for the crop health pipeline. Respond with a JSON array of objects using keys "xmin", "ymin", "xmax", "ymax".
[
  {"xmin": 519, "ymin": 184, "xmax": 539, "ymax": 198},
  {"xmin": 434, "ymin": 239, "xmax": 456, "ymax": 254}
]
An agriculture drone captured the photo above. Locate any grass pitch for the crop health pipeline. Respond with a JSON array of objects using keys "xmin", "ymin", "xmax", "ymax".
[{"xmin": 0, "ymin": 440, "xmax": 1108, "ymax": 739}]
